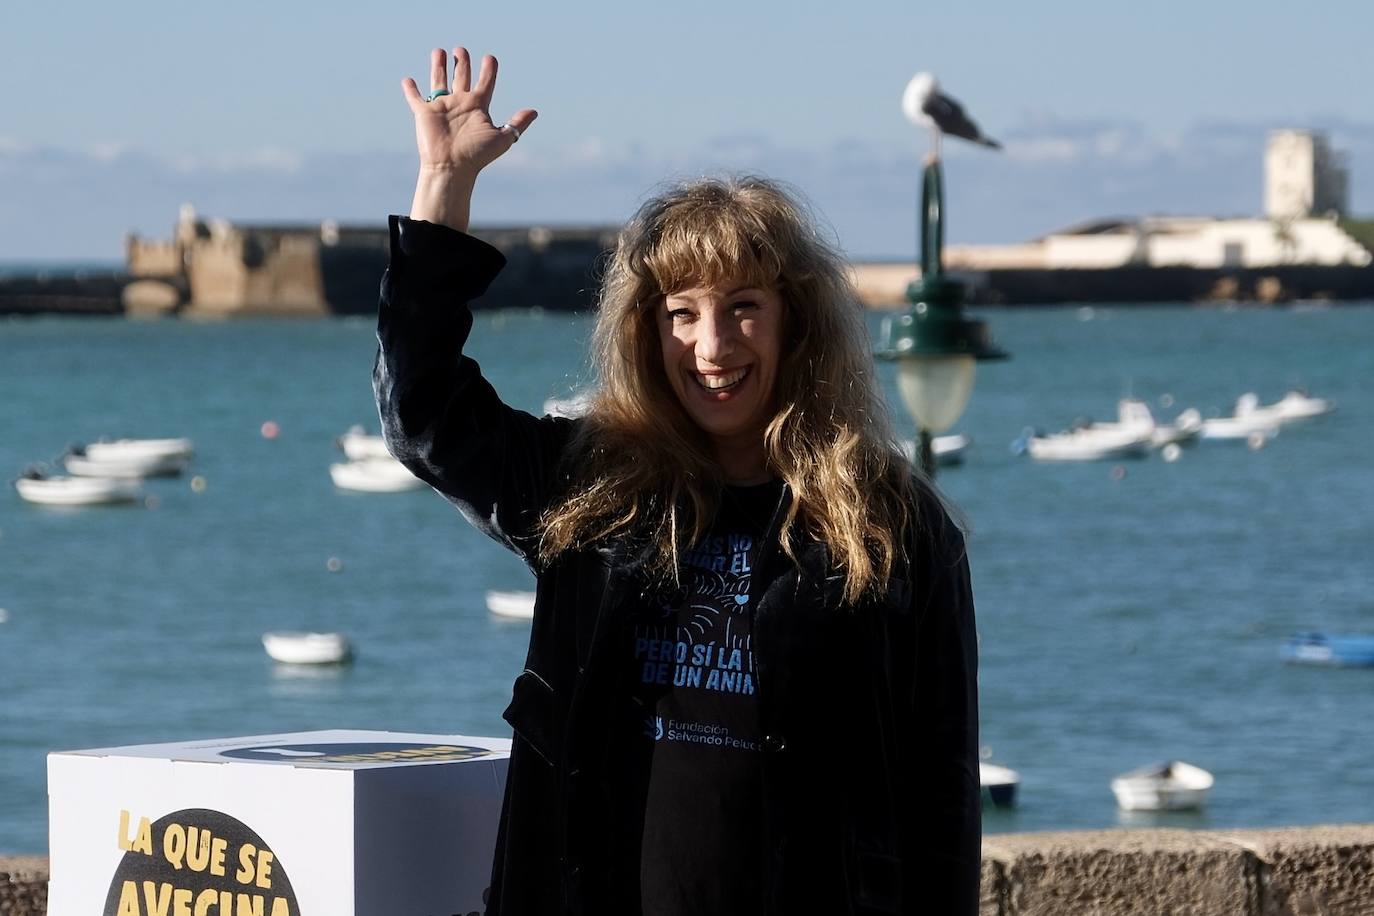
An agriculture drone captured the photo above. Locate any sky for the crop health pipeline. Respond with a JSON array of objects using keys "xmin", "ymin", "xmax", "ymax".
[{"xmin": 3, "ymin": 0, "xmax": 1373, "ymax": 261}]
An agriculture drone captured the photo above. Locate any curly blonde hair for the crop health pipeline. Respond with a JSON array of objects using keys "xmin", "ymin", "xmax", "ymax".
[{"xmin": 538, "ymin": 175, "xmax": 922, "ymax": 602}]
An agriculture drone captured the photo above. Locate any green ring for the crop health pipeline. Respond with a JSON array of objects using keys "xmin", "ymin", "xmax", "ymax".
[{"xmin": 425, "ymin": 88, "xmax": 451, "ymax": 102}]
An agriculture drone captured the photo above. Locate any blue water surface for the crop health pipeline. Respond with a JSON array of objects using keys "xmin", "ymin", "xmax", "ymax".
[{"xmin": 2, "ymin": 304, "xmax": 1372, "ymax": 853}]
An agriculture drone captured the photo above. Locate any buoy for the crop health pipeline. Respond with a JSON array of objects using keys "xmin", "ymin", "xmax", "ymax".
[
  {"xmin": 1111, "ymin": 465, "xmax": 1127, "ymax": 481},
  {"xmin": 190, "ymin": 475, "xmax": 207, "ymax": 493},
  {"xmin": 1159, "ymin": 393, "xmax": 1175, "ymax": 409},
  {"xmin": 1161, "ymin": 443, "xmax": 1182, "ymax": 463},
  {"xmin": 0, "ymin": 608, "xmax": 9, "ymax": 624},
  {"xmin": 1247, "ymin": 431, "xmax": 1267, "ymax": 451},
  {"xmin": 144, "ymin": 494, "xmax": 161, "ymax": 510},
  {"xmin": 261, "ymin": 420, "xmax": 280, "ymax": 439},
  {"xmin": 326, "ymin": 557, "xmax": 343, "ymax": 573}
]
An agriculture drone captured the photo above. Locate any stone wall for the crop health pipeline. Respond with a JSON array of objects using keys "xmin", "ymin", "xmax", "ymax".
[
  {"xmin": 6, "ymin": 825, "xmax": 1374, "ymax": 914},
  {"xmin": 0, "ymin": 273, "xmax": 126, "ymax": 316},
  {"xmin": 0, "ymin": 856, "xmax": 46, "ymax": 915},
  {"xmin": 979, "ymin": 825, "xmax": 1374, "ymax": 915}
]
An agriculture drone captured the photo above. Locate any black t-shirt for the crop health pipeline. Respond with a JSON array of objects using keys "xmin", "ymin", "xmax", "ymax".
[{"xmin": 610, "ymin": 479, "xmax": 782, "ymax": 915}]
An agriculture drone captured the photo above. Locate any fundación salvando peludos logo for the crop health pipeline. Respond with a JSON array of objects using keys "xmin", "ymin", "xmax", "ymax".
[{"xmin": 644, "ymin": 715, "xmax": 758, "ymax": 751}]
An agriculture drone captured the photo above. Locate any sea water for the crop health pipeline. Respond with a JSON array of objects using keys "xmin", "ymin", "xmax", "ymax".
[{"xmin": 2, "ymin": 304, "xmax": 1372, "ymax": 853}]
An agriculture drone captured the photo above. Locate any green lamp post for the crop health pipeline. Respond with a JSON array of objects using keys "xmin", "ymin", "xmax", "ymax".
[{"xmin": 876, "ymin": 84, "xmax": 1009, "ymax": 476}]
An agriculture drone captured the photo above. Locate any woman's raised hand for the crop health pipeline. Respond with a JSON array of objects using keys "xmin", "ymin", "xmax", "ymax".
[
  {"xmin": 403, "ymin": 47, "xmax": 537, "ymax": 175},
  {"xmin": 403, "ymin": 47, "xmax": 536, "ymax": 230}
]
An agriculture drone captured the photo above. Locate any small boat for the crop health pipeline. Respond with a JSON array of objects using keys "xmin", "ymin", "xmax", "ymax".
[
  {"xmin": 329, "ymin": 458, "xmax": 424, "ymax": 492},
  {"xmin": 64, "ymin": 447, "xmax": 188, "ymax": 479},
  {"xmin": 1199, "ymin": 417, "xmax": 1279, "ymax": 442},
  {"xmin": 900, "ymin": 434, "xmax": 971, "ymax": 467},
  {"xmin": 1266, "ymin": 390, "xmax": 1334, "ymax": 421},
  {"xmin": 13, "ymin": 469, "xmax": 142, "ymax": 506},
  {"xmin": 1111, "ymin": 760, "xmax": 1213, "ymax": 811},
  {"xmin": 1200, "ymin": 396, "xmax": 1281, "ymax": 442},
  {"xmin": 83, "ymin": 437, "xmax": 194, "ymax": 462},
  {"xmin": 1019, "ymin": 425, "xmax": 1153, "ymax": 461},
  {"xmin": 1077, "ymin": 400, "xmax": 1202, "ymax": 450},
  {"xmin": 933, "ymin": 434, "xmax": 971, "ymax": 466},
  {"xmin": 1236, "ymin": 389, "xmax": 1335, "ymax": 423},
  {"xmin": 486, "ymin": 590, "xmax": 536, "ymax": 620},
  {"xmin": 262, "ymin": 631, "xmax": 353, "ymax": 665},
  {"xmin": 542, "ymin": 392, "xmax": 594, "ymax": 419},
  {"xmin": 979, "ymin": 762, "xmax": 1019, "ymax": 809},
  {"xmin": 336, "ymin": 425, "xmax": 393, "ymax": 462},
  {"xmin": 1282, "ymin": 632, "xmax": 1374, "ymax": 667}
]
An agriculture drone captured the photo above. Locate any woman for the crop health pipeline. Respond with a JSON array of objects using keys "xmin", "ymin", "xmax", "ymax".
[{"xmin": 375, "ymin": 46, "xmax": 980, "ymax": 916}]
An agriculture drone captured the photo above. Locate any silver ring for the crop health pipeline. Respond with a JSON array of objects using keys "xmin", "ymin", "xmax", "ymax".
[
  {"xmin": 425, "ymin": 88, "xmax": 451, "ymax": 103},
  {"xmin": 502, "ymin": 122, "xmax": 522, "ymax": 142}
]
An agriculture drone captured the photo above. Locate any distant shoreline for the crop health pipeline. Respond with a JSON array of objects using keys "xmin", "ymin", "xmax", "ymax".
[
  {"xmin": 0, "ymin": 261, "xmax": 123, "ymax": 276},
  {"xmin": 6, "ymin": 258, "xmax": 1374, "ymax": 316}
]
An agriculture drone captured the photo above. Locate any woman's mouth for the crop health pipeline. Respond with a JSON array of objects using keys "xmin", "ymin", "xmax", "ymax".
[{"xmin": 693, "ymin": 367, "xmax": 750, "ymax": 392}]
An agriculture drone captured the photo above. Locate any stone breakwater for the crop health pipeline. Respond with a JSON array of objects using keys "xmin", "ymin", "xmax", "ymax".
[
  {"xmin": 979, "ymin": 826, "xmax": 1374, "ymax": 915},
  {"xmin": 0, "ymin": 856, "xmax": 46, "ymax": 914},
  {"xmin": 6, "ymin": 825, "xmax": 1374, "ymax": 914}
]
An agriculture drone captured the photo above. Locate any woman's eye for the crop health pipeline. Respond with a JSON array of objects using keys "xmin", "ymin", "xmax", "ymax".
[
  {"xmin": 668, "ymin": 309, "xmax": 694, "ymax": 322},
  {"xmin": 731, "ymin": 300, "xmax": 759, "ymax": 314}
]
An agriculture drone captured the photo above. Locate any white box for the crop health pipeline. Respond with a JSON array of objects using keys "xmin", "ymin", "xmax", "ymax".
[{"xmin": 48, "ymin": 729, "xmax": 510, "ymax": 916}]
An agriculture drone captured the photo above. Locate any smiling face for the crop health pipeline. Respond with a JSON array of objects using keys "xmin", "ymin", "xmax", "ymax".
[{"xmin": 657, "ymin": 282, "xmax": 785, "ymax": 466}]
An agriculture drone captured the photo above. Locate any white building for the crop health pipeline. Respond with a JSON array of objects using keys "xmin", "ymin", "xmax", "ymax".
[
  {"xmin": 1037, "ymin": 215, "xmax": 1370, "ymax": 269},
  {"xmin": 932, "ymin": 130, "xmax": 1368, "ymax": 272},
  {"xmin": 938, "ymin": 213, "xmax": 1370, "ymax": 273},
  {"xmin": 1265, "ymin": 129, "xmax": 1349, "ymax": 220}
]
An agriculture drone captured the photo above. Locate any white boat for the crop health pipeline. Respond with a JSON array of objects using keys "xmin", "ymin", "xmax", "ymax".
[
  {"xmin": 262, "ymin": 631, "xmax": 353, "ymax": 665},
  {"xmin": 1267, "ymin": 389, "xmax": 1334, "ymax": 420},
  {"xmin": 1199, "ymin": 417, "xmax": 1278, "ymax": 442},
  {"xmin": 1022, "ymin": 424, "xmax": 1153, "ymax": 461},
  {"xmin": 1111, "ymin": 760, "xmax": 1213, "ymax": 811},
  {"xmin": 1201, "ymin": 395, "xmax": 1281, "ymax": 442},
  {"xmin": 329, "ymin": 458, "xmax": 424, "ymax": 492},
  {"xmin": 336, "ymin": 425, "xmax": 393, "ymax": 461},
  {"xmin": 64, "ymin": 448, "xmax": 188, "ymax": 478},
  {"xmin": 542, "ymin": 392, "xmax": 594, "ymax": 419},
  {"xmin": 486, "ymin": 590, "xmax": 536, "ymax": 620},
  {"xmin": 1235, "ymin": 389, "xmax": 1335, "ymax": 423},
  {"xmin": 979, "ymin": 762, "xmax": 1020, "ymax": 809},
  {"xmin": 900, "ymin": 434, "xmax": 971, "ymax": 467},
  {"xmin": 14, "ymin": 470, "xmax": 142, "ymax": 507},
  {"xmin": 83, "ymin": 437, "xmax": 194, "ymax": 462},
  {"xmin": 1077, "ymin": 400, "xmax": 1202, "ymax": 450},
  {"xmin": 933, "ymin": 434, "xmax": 971, "ymax": 465}
]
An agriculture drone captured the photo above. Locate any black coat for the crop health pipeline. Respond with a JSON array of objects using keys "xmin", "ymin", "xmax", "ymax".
[{"xmin": 374, "ymin": 216, "xmax": 981, "ymax": 915}]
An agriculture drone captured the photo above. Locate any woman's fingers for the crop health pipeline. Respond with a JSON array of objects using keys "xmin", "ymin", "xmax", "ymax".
[
  {"xmin": 407, "ymin": 47, "xmax": 531, "ymax": 148},
  {"xmin": 400, "ymin": 77, "xmax": 425, "ymax": 112},
  {"xmin": 502, "ymin": 108, "xmax": 538, "ymax": 142},
  {"xmin": 429, "ymin": 48, "xmax": 448, "ymax": 94},
  {"xmin": 473, "ymin": 54, "xmax": 498, "ymax": 108},
  {"xmin": 452, "ymin": 47, "xmax": 472, "ymax": 94}
]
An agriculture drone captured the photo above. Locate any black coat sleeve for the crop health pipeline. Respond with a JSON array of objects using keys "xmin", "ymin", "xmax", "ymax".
[
  {"xmin": 905, "ymin": 498, "xmax": 981, "ymax": 914},
  {"xmin": 372, "ymin": 215, "xmax": 575, "ymax": 563}
]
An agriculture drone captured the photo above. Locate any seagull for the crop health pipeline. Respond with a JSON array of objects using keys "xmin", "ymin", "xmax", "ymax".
[{"xmin": 902, "ymin": 72, "xmax": 1001, "ymax": 150}]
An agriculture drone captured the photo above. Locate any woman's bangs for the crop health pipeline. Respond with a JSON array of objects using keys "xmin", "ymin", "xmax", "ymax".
[{"xmin": 645, "ymin": 210, "xmax": 782, "ymax": 295}]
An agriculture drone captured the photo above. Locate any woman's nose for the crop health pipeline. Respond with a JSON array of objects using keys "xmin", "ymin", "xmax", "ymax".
[{"xmin": 695, "ymin": 311, "xmax": 735, "ymax": 364}]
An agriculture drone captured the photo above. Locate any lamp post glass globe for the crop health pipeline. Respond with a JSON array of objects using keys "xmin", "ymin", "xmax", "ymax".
[{"xmin": 896, "ymin": 354, "xmax": 976, "ymax": 435}]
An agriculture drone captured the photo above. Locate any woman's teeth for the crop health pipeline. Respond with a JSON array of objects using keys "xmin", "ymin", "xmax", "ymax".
[{"xmin": 695, "ymin": 368, "xmax": 748, "ymax": 391}]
